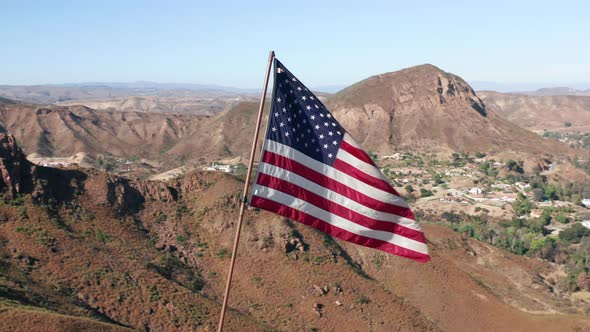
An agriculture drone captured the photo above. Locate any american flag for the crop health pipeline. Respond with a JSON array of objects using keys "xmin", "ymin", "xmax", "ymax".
[{"xmin": 250, "ymin": 59, "xmax": 429, "ymax": 262}]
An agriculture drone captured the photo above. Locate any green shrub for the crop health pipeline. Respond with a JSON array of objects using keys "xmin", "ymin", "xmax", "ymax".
[
  {"xmin": 176, "ymin": 234, "xmax": 187, "ymax": 244},
  {"xmin": 18, "ymin": 207, "xmax": 28, "ymax": 219},
  {"xmin": 96, "ymin": 230, "xmax": 112, "ymax": 244},
  {"xmin": 356, "ymin": 295, "xmax": 371, "ymax": 304},
  {"xmin": 556, "ymin": 213, "xmax": 570, "ymax": 224},
  {"xmin": 419, "ymin": 188, "xmax": 433, "ymax": 197},
  {"xmin": 216, "ymin": 248, "xmax": 231, "ymax": 258},
  {"xmin": 155, "ymin": 213, "xmax": 167, "ymax": 224},
  {"xmin": 559, "ymin": 223, "xmax": 590, "ymax": 243},
  {"xmin": 15, "ymin": 226, "xmax": 30, "ymax": 233}
]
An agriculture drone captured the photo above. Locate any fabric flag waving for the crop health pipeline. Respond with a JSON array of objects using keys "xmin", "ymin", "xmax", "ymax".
[{"xmin": 250, "ymin": 59, "xmax": 430, "ymax": 262}]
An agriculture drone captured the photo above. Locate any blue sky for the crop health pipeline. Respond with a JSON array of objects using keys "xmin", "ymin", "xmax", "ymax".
[{"xmin": 2, "ymin": 0, "xmax": 589, "ymax": 89}]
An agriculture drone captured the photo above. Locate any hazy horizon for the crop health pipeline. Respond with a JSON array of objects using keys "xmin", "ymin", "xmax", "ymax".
[{"xmin": 2, "ymin": 78, "xmax": 590, "ymax": 94}]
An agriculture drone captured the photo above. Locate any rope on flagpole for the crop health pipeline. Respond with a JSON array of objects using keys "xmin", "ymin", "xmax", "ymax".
[{"xmin": 216, "ymin": 50, "xmax": 275, "ymax": 332}]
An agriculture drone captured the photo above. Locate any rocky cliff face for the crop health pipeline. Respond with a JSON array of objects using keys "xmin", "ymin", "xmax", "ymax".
[{"xmin": 0, "ymin": 133, "xmax": 36, "ymax": 197}]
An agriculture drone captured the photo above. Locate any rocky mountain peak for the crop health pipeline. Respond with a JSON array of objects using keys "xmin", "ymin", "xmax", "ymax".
[
  {"xmin": 324, "ymin": 64, "xmax": 576, "ymax": 156},
  {"xmin": 371, "ymin": 64, "xmax": 486, "ymax": 116}
]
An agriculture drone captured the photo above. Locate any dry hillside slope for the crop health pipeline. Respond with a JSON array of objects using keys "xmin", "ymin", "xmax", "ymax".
[
  {"xmin": 0, "ymin": 102, "xmax": 207, "ymax": 163},
  {"xmin": 0, "ymin": 101, "xmax": 267, "ymax": 169},
  {"xmin": 57, "ymin": 95, "xmax": 248, "ymax": 116},
  {"xmin": 0, "ymin": 133, "xmax": 589, "ymax": 331}
]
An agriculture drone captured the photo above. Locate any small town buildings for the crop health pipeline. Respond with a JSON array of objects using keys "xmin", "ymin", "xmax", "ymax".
[
  {"xmin": 35, "ymin": 161, "xmax": 77, "ymax": 168},
  {"xmin": 204, "ymin": 162, "xmax": 234, "ymax": 173}
]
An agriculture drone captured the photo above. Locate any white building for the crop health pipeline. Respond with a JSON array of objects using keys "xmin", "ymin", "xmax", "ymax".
[
  {"xmin": 205, "ymin": 162, "xmax": 234, "ymax": 173},
  {"xmin": 468, "ymin": 187, "xmax": 484, "ymax": 195}
]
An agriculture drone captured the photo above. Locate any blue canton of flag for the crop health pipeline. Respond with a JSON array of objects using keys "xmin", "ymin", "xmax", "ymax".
[{"xmin": 267, "ymin": 59, "xmax": 344, "ymax": 164}]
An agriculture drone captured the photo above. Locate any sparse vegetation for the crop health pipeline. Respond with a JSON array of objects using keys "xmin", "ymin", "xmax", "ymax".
[
  {"xmin": 356, "ymin": 295, "xmax": 371, "ymax": 304},
  {"xmin": 215, "ymin": 248, "xmax": 231, "ymax": 258},
  {"xmin": 419, "ymin": 188, "xmax": 434, "ymax": 197},
  {"xmin": 18, "ymin": 207, "xmax": 28, "ymax": 219},
  {"xmin": 155, "ymin": 213, "xmax": 167, "ymax": 224},
  {"xmin": 372, "ymin": 254, "xmax": 384, "ymax": 269},
  {"xmin": 559, "ymin": 223, "xmax": 590, "ymax": 243},
  {"xmin": 96, "ymin": 230, "xmax": 112, "ymax": 244}
]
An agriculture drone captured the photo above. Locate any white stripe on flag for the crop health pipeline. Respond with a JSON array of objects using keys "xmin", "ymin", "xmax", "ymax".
[
  {"xmin": 338, "ymin": 134, "xmax": 389, "ymax": 181},
  {"xmin": 257, "ymin": 162, "xmax": 421, "ymax": 231},
  {"xmin": 263, "ymin": 139, "xmax": 409, "ymax": 208},
  {"xmin": 252, "ymin": 185, "xmax": 429, "ymax": 255}
]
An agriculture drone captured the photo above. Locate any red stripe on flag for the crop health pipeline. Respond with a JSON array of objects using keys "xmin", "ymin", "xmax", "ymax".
[
  {"xmin": 250, "ymin": 196, "xmax": 430, "ymax": 263},
  {"xmin": 338, "ymin": 140, "xmax": 403, "ymax": 197},
  {"xmin": 256, "ymin": 173, "xmax": 426, "ymax": 243},
  {"xmin": 261, "ymin": 151, "xmax": 414, "ymax": 219},
  {"xmin": 340, "ymin": 140, "xmax": 376, "ymax": 166},
  {"xmin": 333, "ymin": 158, "xmax": 402, "ymax": 197}
]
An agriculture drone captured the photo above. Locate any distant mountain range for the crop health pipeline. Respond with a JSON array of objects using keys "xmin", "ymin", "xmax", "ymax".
[
  {"xmin": 51, "ymin": 81, "xmax": 259, "ymax": 93},
  {"xmin": 0, "ymin": 81, "xmax": 341, "ymax": 105},
  {"xmin": 470, "ymin": 81, "xmax": 590, "ymax": 95},
  {"xmin": 4, "ymin": 79, "xmax": 590, "ymax": 106},
  {"xmin": 0, "ymin": 82, "xmax": 259, "ymax": 104},
  {"xmin": 512, "ymin": 87, "xmax": 590, "ymax": 96}
]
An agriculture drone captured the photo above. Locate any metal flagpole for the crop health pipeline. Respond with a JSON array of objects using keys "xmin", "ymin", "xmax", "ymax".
[{"xmin": 216, "ymin": 50, "xmax": 275, "ymax": 332}]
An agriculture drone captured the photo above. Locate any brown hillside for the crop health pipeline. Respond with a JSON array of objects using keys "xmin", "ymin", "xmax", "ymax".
[
  {"xmin": 325, "ymin": 64, "xmax": 580, "ymax": 158},
  {"xmin": 57, "ymin": 95, "xmax": 248, "ymax": 116},
  {"xmin": 0, "ymin": 133, "xmax": 589, "ymax": 331},
  {"xmin": 479, "ymin": 91, "xmax": 590, "ymax": 133},
  {"xmin": 0, "ymin": 303, "xmax": 131, "ymax": 332},
  {"xmin": 0, "ymin": 101, "xmax": 265, "ymax": 169},
  {"xmin": 166, "ymin": 101, "xmax": 269, "ymax": 164},
  {"xmin": 0, "ymin": 102, "xmax": 208, "ymax": 163}
]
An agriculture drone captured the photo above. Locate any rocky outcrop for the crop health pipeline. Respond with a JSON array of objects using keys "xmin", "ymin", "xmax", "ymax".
[
  {"xmin": 0, "ymin": 133, "xmax": 35, "ymax": 197},
  {"xmin": 106, "ymin": 177, "xmax": 146, "ymax": 215},
  {"xmin": 0, "ymin": 133, "xmax": 88, "ymax": 204}
]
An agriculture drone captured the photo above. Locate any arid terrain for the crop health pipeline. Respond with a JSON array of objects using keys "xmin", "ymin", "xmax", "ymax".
[
  {"xmin": 480, "ymin": 91, "xmax": 590, "ymax": 133},
  {"xmin": 56, "ymin": 95, "xmax": 249, "ymax": 116},
  {"xmin": 1, "ymin": 64, "xmax": 590, "ymax": 331},
  {"xmin": 0, "ymin": 133, "xmax": 589, "ymax": 331}
]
